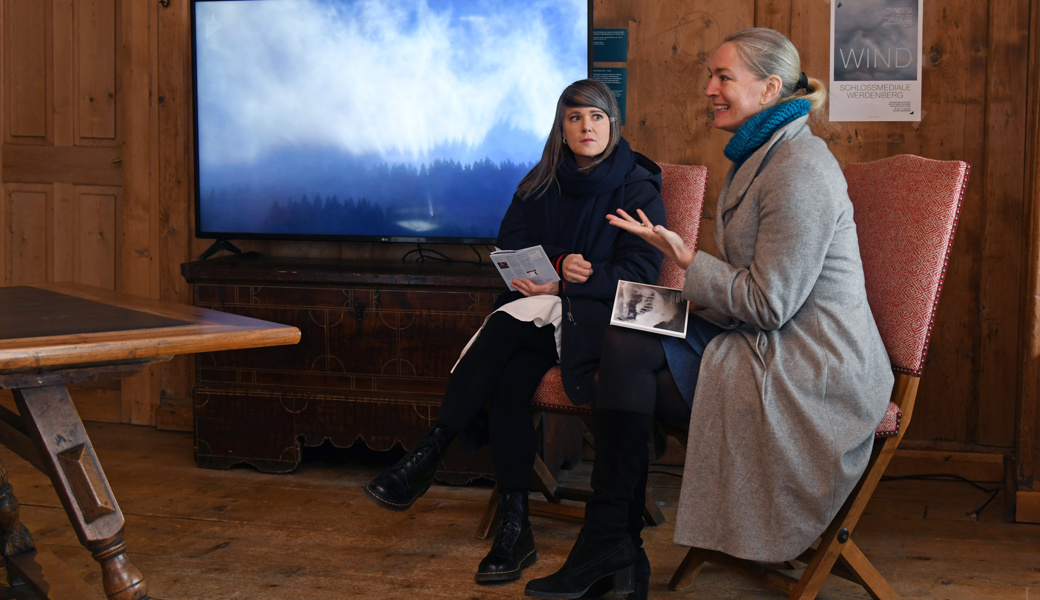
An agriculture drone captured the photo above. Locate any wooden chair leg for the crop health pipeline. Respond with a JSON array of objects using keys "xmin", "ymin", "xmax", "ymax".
[
  {"xmin": 643, "ymin": 488, "xmax": 666, "ymax": 526},
  {"xmin": 703, "ymin": 549, "xmax": 799, "ymax": 597},
  {"xmin": 475, "ymin": 485, "xmax": 499, "ymax": 540},
  {"xmin": 788, "ymin": 540, "xmax": 844, "ymax": 599},
  {"xmin": 837, "ymin": 540, "xmax": 899, "ymax": 600},
  {"xmin": 668, "ymin": 547, "xmax": 709, "ymax": 591},
  {"xmin": 531, "ymin": 453, "xmax": 561, "ymax": 501}
]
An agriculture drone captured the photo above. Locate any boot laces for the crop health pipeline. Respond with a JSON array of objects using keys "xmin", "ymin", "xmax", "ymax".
[
  {"xmin": 492, "ymin": 510, "xmax": 523, "ymax": 550},
  {"xmin": 390, "ymin": 438, "xmax": 438, "ymax": 473}
]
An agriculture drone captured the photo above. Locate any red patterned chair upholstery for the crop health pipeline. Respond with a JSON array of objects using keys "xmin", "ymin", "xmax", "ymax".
[
  {"xmin": 475, "ymin": 163, "xmax": 709, "ymax": 539},
  {"xmin": 667, "ymin": 154, "xmax": 970, "ymax": 599}
]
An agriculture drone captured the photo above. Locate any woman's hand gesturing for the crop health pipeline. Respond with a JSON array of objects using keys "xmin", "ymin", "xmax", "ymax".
[{"xmin": 606, "ymin": 208, "xmax": 695, "ymax": 270}]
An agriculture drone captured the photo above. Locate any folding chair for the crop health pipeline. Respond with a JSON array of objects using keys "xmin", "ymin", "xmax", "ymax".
[
  {"xmin": 476, "ymin": 162, "xmax": 709, "ymax": 538},
  {"xmin": 667, "ymin": 154, "xmax": 970, "ymax": 599}
]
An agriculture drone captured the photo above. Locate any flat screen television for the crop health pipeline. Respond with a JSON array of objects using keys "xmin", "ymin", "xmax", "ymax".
[{"xmin": 190, "ymin": 0, "xmax": 592, "ymax": 247}]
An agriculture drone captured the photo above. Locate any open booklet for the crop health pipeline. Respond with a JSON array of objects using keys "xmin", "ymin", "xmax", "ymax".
[
  {"xmin": 490, "ymin": 245, "xmax": 561, "ymax": 291},
  {"xmin": 610, "ymin": 280, "xmax": 689, "ymax": 338}
]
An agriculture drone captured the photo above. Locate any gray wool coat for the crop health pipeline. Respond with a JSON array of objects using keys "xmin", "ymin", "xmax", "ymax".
[{"xmin": 672, "ymin": 115, "xmax": 893, "ymax": 561}]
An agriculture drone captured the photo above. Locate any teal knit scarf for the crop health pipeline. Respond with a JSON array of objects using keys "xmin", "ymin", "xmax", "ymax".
[{"xmin": 724, "ymin": 99, "xmax": 811, "ymax": 169}]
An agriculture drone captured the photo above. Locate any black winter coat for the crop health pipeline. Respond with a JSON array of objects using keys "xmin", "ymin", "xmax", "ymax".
[{"xmin": 496, "ymin": 138, "xmax": 665, "ymax": 405}]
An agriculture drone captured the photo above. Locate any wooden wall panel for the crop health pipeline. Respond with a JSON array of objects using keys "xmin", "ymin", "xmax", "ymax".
[
  {"xmin": 3, "ymin": 0, "xmax": 49, "ymax": 141},
  {"xmin": 53, "ymin": 0, "xmax": 73, "ymax": 146},
  {"xmin": 893, "ymin": 0, "xmax": 990, "ymax": 446},
  {"xmin": 155, "ymin": 0, "xmax": 196, "ymax": 431},
  {"xmin": 1, "ymin": 145, "xmax": 121, "ymax": 185},
  {"xmin": 119, "ymin": 0, "xmax": 160, "ymax": 426},
  {"xmin": 973, "ymin": 0, "xmax": 1030, "ymax": 448},
  {"xmin": 1015, "ymin": 0, "xmax": 1040, "ymax": 507},
  {"xmin": 0, "ymin": 2, "xmax": 4, "ymax": 284},
  {"xmin": 52, "ymin": 181, "xmax": 76, "ymax": 280},
  {"xmin": 0, "ymin": 185, "xmax": 5, "ymax": 285},
  {"xmin": 75, "ymin": 187, "xmax": 118, "ymax": 288},
  {"xmin": 1, "ymin": 0, "xmax": 125, "ymax": 425},
  {"xmin": 902, "ymin": 0, "xmax": 987, "ymax": 445},
  {"xmin": 118, "ymin": 0, "xmax": 156, "ymax": 300},
  {"xmin": 5, "ymin": 184, "xmax": 50, "ymax": 283},
  {"xmin": 75, "ymin": 0, "xmax": 117, "ymax": 142},
  {"xmin": 5, "ymin": 182, "xmax": 118, "ymax": 289}
]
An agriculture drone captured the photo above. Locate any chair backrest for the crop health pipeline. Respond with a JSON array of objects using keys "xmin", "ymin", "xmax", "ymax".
[
  {"xmin": 656, "ymin": 163, "xmax": 708, "ymax": 289},
  {"xmin": 844, "ymin": 154, "xmax": 969, "ymax": 376}
]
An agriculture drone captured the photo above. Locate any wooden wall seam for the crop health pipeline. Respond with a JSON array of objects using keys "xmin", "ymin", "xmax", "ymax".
[
  {"xmin": 1014, "ymin": 0, "xmax": 1040, "ymax": 493},
  {"xmin": 119, "ymin": 0, "xmax": 160, "ymax": 425}
]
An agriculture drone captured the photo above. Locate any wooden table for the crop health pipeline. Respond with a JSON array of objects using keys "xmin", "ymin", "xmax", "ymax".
[{"xmin": 0, "ymin": 282, "xmax": 300, "ymax": 599}]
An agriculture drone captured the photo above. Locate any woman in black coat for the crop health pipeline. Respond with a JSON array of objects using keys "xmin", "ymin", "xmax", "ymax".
[{"xmin": 365, "ymin": 79, "xmax": 665, "ymax": 584}]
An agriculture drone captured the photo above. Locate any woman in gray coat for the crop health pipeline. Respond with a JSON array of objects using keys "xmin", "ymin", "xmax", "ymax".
[{"xmin": 525, "ymin": 28, "xmax": 893, "ymax": 600}]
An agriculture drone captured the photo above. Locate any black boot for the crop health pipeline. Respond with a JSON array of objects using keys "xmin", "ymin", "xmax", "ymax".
[
  {"xmin": 582, "ymin": 520, "xmax": 650, "ymax": 599},
  {"xmin": 475, "ymin": 491, "xmax": 537, "ymax": 582},
  {"xmin": 584, "ymin": 550, "xmax": 649, "ymax": 599},
  {"xmin": 626, "ymin": 459, "xmax": 651, "ymax": 600},
  {"xmin": 364, "ymin": 425, "xmax": 455, "ymax": 511},
  {"xmin": 524, "ymin": 410, "xmax": 653, "ymax": 599},
  {"xmin": 525, "ymin": 531, "xmax": 636, "ymax": 599},
  {"xmin": 630, "ymin": 549, "xmax": 650, "ymax": 600}
]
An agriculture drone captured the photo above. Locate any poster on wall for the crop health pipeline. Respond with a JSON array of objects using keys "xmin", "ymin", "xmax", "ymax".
[
  {"xmin": 593, "ymin": 68, "xmax": 627, "ymax": 125},
  {"xmin": 830, "ymin": 0, "xmax": 922, "ymax": 122}
]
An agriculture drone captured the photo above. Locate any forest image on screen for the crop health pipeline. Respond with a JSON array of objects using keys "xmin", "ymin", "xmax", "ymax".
[{"xmin": 193, "ymin": 0, "xmax": 590, "ymax": 241}]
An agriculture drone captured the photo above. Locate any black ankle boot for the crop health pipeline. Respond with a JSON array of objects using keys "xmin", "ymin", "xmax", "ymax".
[
  {"xmin": 475, "ymin": 492, "xmax": 537, "ymax": 582},
  {"xmin": 364, "ymin": 425, "xmax": 454, "ymax": 511}
]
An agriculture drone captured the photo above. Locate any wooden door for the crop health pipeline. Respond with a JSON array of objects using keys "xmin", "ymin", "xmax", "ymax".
[
  {"xmin": 0, "ymin": 0, "xmax": 168, "ymax": 425},
  {"xmin": 1, "ymin": 0, "xmax": 122, "ymax": 289}
]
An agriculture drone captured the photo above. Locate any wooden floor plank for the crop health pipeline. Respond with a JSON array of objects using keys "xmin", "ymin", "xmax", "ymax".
[{"xmin": 0, "ymin": 422, "xmax": 1035, "ymax": 599}]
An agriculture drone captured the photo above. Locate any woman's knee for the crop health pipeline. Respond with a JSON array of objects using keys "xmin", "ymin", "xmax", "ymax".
[
  {"xmin": 601, "ymin": 326, "xmax": 663, "ymax": 370},
  {"xmin": 482, "ymin": 311, "xmax": 523, "ymax": 338},
  {"xmin": 602, "ymin": 326, "xmax": 644, "ymax": 363}
]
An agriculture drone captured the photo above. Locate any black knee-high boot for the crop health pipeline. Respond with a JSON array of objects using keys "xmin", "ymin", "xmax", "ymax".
[
  {"xmin": 364, "ymin": 425, "xmax": 455, "ymax": 511},
  {"xmin": 584, "ymin": 460, "xmax": 652, "ymax": 600},
  {"xmin": 627, "ymin": 461, "xmax": 651, "ymax": 600},
  {"xmin": 524, "ymin": 410, "xmax": 652, "ymax": 599}
]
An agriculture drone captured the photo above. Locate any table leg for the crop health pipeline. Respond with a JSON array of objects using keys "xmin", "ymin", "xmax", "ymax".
[{"xmin": 12, "ymin": 385, "xmax": 149, "ymax": 600}]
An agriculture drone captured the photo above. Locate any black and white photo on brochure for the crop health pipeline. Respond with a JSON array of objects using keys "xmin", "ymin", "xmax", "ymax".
[{"xmin": 610, "ymin": 280, "xmax": 688, "ymax": 338}]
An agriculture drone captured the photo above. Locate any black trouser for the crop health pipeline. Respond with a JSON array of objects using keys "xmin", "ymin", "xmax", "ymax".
[
  {"xmin": 597, "ymin": 326, "xmax": 690, "ymax": 424},
  {"xmin": 434, "ymin": 311, "xmax": 557, "ymax": 493}
]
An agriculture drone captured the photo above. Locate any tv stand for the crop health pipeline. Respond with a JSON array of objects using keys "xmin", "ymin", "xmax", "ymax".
[
  {"xmin": 180, "ymin": 254, "xmax": 583, "ymax": 483},
  {"xmin": 198, "ymin": 239, "xmax": 246, "ymax": 260}
]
